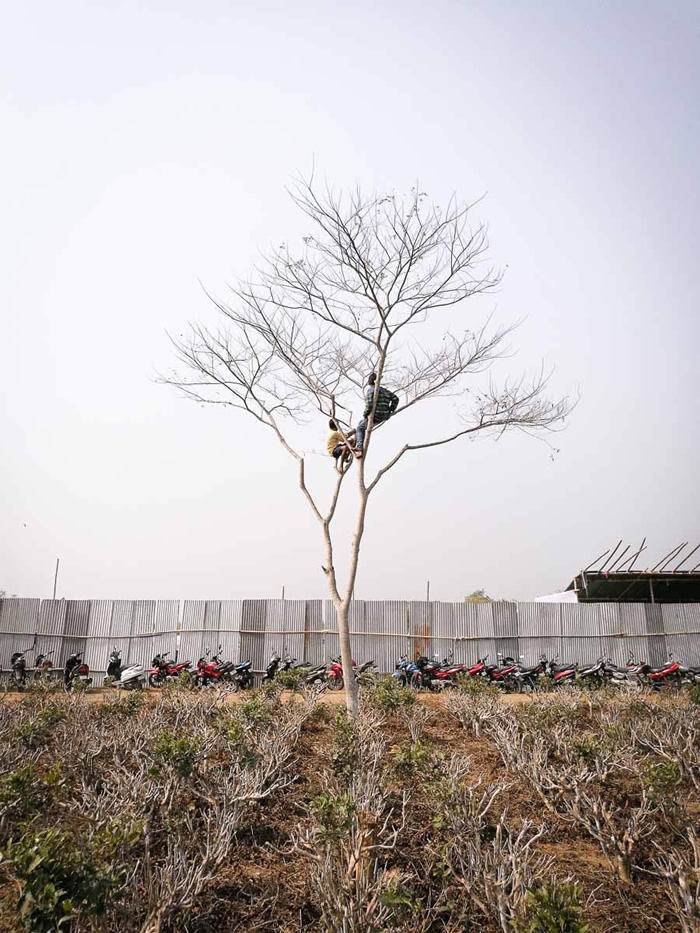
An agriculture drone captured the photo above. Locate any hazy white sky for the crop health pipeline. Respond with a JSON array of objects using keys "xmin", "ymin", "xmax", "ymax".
[{"xmin": 2, "ymin": 0, "xmax": 699, "ymax": 601}]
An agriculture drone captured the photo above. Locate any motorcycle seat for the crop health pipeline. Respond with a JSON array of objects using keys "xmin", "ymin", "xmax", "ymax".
[{"xmin": 236, "ymin": 660, "xmax": 252, "ymax": 671}]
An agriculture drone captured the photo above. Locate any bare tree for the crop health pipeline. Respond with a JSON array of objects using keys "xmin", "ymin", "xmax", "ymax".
[{"xmin": 161, "ymin": 177, "xmax": 572, "ymax": 716}]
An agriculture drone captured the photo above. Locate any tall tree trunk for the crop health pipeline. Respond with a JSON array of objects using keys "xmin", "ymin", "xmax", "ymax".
[{"xmin": 336, "ymin": 600, "xmax": 359, "ymax": 717}]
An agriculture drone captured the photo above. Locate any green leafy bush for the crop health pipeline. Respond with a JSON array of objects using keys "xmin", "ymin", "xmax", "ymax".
[
  {"xmin": 390, "ymin": 738, "xmax": 433, "ymax": 778},
  {"xmin": 642, "ymin": 760, "xmax": 681, "ymax": 803},
  {"xmin": 522, "ymin": 879, "xmax": 589, "ymax": 933},
  {"xmin": 455, "ymin": 674, "xmax": 499, "ymax": 697},
  {"xmin": 238, "ymin": 694, "xmax": 275, "ymax": 728},
  {"xmin": 685, "ymin": 683, "xmax": 700, "ymax": 705},
  {"xmin": 162, "ymin": 671, "xmax": 195, "ymax": 693},
  {"xmin": 0, "ymin": 764, "xmax": 64, "ymax": 822},
  {"xmin": 14, "ymin": 705, "xmax": 66, "ymax": 749},
  {"xmin": 275, "ymin": 668, "xmax": 306, "ymax": 692},
  {"xmin": 152, "ymin": 731, "xmax": 200, "ymax": 777},
  {"xmin": 310, "ymin": 792, "xmax": 356, "ymax": 842},
  {"xmin": 330, "ymin": 710, "xmax": 358, "ymax": 782},
  {"xmin": 96, "ymin": 691, "xmax": 145, "ymax": 721},
  {"xmin": 0, "ymin": 829, "xmax": 117, "ymax": 932},
  {"xmin": 367, "ymin": 677, "xmax": 417, "ymax": 714}
]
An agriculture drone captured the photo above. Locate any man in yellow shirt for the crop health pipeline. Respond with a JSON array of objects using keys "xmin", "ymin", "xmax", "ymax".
[{"xmin": 326, "ymin": 419, "xmax": 355, "ymax": 473}]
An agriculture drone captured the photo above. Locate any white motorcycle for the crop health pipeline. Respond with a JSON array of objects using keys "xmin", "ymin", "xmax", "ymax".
[{"xmin": 106, "ymin": 648, "xmax": 145, "ymax": 690}]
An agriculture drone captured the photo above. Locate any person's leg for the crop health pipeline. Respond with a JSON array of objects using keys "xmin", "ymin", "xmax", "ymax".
[{"xmin": 355, "ymin": 419, "xmax": 367, "ymax": 451}]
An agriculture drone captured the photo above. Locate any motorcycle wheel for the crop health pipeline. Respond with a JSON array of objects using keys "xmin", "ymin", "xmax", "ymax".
[
  {"xmin": 328, "ymin": 676, "xmax": 344, "ymax": 691},
  {"xmin": 409, "ymin": 673, "xmax": 423, "ymax": 690},
  {"xmin": 148, "ymin": 674, "xmax": 162, "ymax": 688}
]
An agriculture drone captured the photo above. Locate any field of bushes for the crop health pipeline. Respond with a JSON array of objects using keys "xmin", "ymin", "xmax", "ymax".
[{"xmin": 0, "ymin": 680, "xmax": 698, "ymax": 932}]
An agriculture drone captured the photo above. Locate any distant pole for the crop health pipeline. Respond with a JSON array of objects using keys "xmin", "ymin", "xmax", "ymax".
[
  {"xmin": 426, "ymin": 580, "xmax": 430, "ymax": 602},
  {"xmin": 52, "ymin": 558, "xmax": 60, "ymax": 599},
  {"xmin": 281, "ymin": 585, "xmax": 285, "ymax": 601}
]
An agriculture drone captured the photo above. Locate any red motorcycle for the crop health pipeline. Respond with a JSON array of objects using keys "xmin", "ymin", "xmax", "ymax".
[
  {"xmin": 326, "ymin": 655, "xmax": 355, "ymax": 690},
  {"xmin": 195, "ymin": 647, "xmax": 253, "ymax": 689},
  {"xmin": 637, "ymin": 654, "xmax": 682, "ymax": 691},
  {"xmin": 484, "ymin": 654, "xmax": 520, "ymax": 690},
  {"xmin": 148, "ymin": 652, "xmax": 193, "ymax": 687},
  {"xmin": 418, "ymin": 654, "xmax": 472, "ymax": 690}
]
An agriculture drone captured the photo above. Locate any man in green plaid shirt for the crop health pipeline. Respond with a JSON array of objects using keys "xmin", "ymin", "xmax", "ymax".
[{"xmin": 355, "ymin": 373, "xmax": 399, "ymax": 456}]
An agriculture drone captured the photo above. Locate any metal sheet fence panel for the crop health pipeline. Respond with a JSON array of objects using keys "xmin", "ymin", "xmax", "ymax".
[
  {"xmin": 61, "ymin": 601, "xmax": 90, "ymax": 666},
  {"xmin": 493, "ymin": 602, "xmax": 519, "ymax": 664},
  {"xmin": 683, "ymin": 607, "xmax": 700, "ymax": 665},
  {"xmin": 432, "ymin": 602, "xmax": 453, "ymax": 661},
  {"xmin": 280, "ymin": 601, "xmax": 306, "ymax": 666},
  {"xmin": 111, "ymin": 602, "xmax": 135, "ymax": 665},
  {"xmin": 600, "ymin": 604, "xmax": 647, "ymax": 666},
  {"xmin": 218, "ymin": 601, "xmax": 243, "ymax": 665},
  {"xmin": 0, "ymin": 599, "xmax": 41, "ymax": 671},
  {"xmin": 408, "ymin": 602, "xmax": 432, "ymax": 661},
  {"xmin": 4, "ymin": 599, "xmax": 700, "ymax": 679},
  {"xmin": 321, "ymin": 601, "xmax": 339, "ymax": 661},
  {"xmin": 128, "ymin": 602, "xmax": 157, "ymax": 670},
  {"xmin": 561, "ymin": 603, "xmax": 601, "ymax": 666},
  {"xmin": 263, "ymin": 601, "xmax": 286, "ymax": 671},
  {"xmin": 84, "ymin": 601, "xmax": 113, "ymax": 684},
  {"xmin": 304, "ymin": 601, "xmax": 324, "ymax": 667},
  {"xmin": 661, "ymin": 604, "xmax": 686, "ymax": 634},
  {"xmin": 347, "ymin": 601, "xmax": 366, "ymax": 667},
  {"xmin": 240, "ymin": 600, "xmax": 267, "ymax": 676},
  {"xmin": 36, "ymin": 601, "xmax": 68, "ymax": 673},
  {"xmin": 153, "ymin": 601, "xmax": 180, "ymax": 661},
  {"xmin": 517, "ymin": 603, "xmax": 560, "ymax": 665},
  {"xmin": 364, "ymin": 601, "xmax": 407, "ymax": 673},
  {"xmin": 469, "ymin": 602, "xmax": 498, "ymax": 664},
  {"xmin": 670, "ymin": 606, "xmax": 700, "ymax": 665},
  {"xmin": 178, "ymin": 601, "xmax": 206, "ymax": 668},
  {"xmin": 643, "ymin": 604, "xmax": 666, "ymax": 667}
]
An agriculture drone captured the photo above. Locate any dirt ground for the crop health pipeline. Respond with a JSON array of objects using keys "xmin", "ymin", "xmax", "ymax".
[{"xmin": 0, "ymin": 686, "xmax": 694, "ymax": 932}]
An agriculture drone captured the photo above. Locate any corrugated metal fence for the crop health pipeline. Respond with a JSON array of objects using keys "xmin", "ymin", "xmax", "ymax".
[{"xmin": 1, "ymin": 599, "xmax": 699, "ymax": 684}]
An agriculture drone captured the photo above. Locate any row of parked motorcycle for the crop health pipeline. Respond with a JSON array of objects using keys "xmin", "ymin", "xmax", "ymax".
[
  {"xmin": 6, "ymin": 646, "xmax": 378, "ymax": 692},
  {"xmin": 9, "ymin": 649, "xmax": 94, "ymax": 692},
  {"xmin": 8, "ymin": 644, "xmax": 699, "ymax": 693},
  {"xmin": 392, "ymin": 650, "xmax": 700, "ymax": 692}
]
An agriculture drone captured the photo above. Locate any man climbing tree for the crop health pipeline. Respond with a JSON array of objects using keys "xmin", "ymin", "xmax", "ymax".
[
  {"xmin": 354, "ymin": 373, "xmax": 399, "ymax": 458},
  {"xmin": 162, "ymin": 178, "xmax": 571, "ymax": 716}
]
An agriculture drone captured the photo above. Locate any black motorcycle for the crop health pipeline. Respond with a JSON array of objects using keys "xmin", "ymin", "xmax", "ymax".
[
  {"xmin": 11, "ymin": 650, "xmax": 30, "ymax": 688},
  {"xmin": 64, "ymin": 653, "xmax": 93, "ymax": 692},
  {"xmin": 262, "ymin": 653, "xmax": 298, "ymax": 684},
  {"xmin": 232, "ymin": 660, "xmax": 253, "ymax": 689},
  {"xmin": 107, "ymin": 649, "xmax": 123, "ymax": 681},
  {"xmin": 262, "ymin": 653, "xmax": 282, "ymax": 684}
]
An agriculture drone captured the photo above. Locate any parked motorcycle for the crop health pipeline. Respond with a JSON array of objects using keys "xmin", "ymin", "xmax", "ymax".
[
  {"xmin": 511, "ymin": 655, "xmax": 548, "ymax": 693},
  {"xmin": 33, "ymin": 651, "xmax": 56, "ymax": 682},
  {"xmin": 326, "ymin": 656, "xmax": 348, "ymax": 690},
  {"xmin": 416, "ymin": 654, "xmax": 473, "ymax": 690},
  {"xmin": 636, "ymin": 653, "xmax": 682, "ymax": 691},
  {"xmin": 304, "ymin": 663, "xmax": 330, "ymax": 688},
  {"xmin": 484, "ymin": 654, "xmax": 521, "ymax": 691},
  {"xmin": 107, "ymin": 649, "xmax": 145, "ymax": 690},
  {"xmin": 10, "ymin": 649, "xmax": 30, "ymax": 688},
  {"xmin": 64, "ymin": 653, "xmax": 93, "ymax": 692},
  {"xmin": 602, "ymin": 651, "xmax": 645, "ymax": 687},
  {"xmin": 148, "ymin": 652, "xmax": 193, "ymax": 687},
  {"xmin": 195, "ymin": 646, "xmax": 253, "ymax": 689},
  {"xmin": 262, "ymin": 653, "xmax": 282, "ymax": 683}
]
